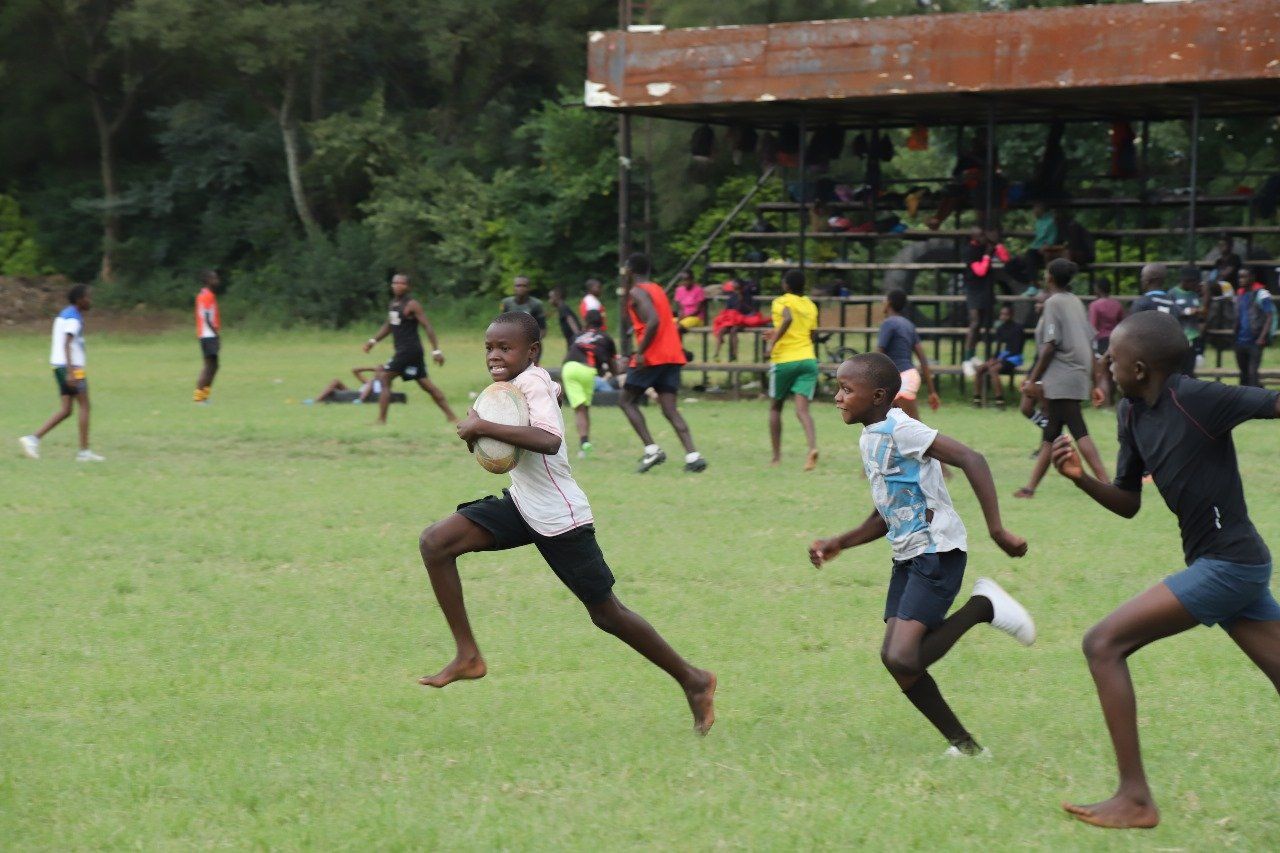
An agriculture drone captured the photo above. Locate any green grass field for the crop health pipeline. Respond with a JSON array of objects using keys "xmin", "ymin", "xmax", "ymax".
[{"xmin": 3, "ymin": 323, "xmax": 1279, "ymax": 850}]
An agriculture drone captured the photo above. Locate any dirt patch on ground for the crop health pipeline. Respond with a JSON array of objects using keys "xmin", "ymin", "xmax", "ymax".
[{"xmin": 0, "ymin": 276, "xmax": 181, "ymax": 334}]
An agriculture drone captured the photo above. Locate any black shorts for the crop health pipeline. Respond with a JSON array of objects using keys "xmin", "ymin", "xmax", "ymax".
[
  {"xmin": 1041, "ymin": 397, "xmax": 1089, "ymax": 443},
  {"xmin": 456, "ymin": 490, "xmax": 615, "ymax": 605},
  {"xmin": 384, "ymin": 350, "xmax": 428, "ymax": 380},
  {"xmin": 52, "ymin": 366, "xmax": 85, "ymax": 397},
  {"xmin": 200, "ymin": 337, "xmax": 221, "ymax": 358},
  {"xmin": 885, "ymin": 549, "xmax": 967, "ymax": 629},
  {"xmin": 624, "ymin": 363, "xmax": 682, "ymax": 394},
  {"xmin": 964, "ymin": 288, "xmax": 995, "ymax": 317}
]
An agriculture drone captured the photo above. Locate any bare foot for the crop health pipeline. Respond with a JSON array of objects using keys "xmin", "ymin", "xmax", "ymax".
[
  {"xmin": 1062, "ymin": 794, "xmax": 1159, "ymax": 829},
  {"xmin": 418, "ymin": 655, "xmax": 487, "ymax": 688},
  {"xmin": 1013, "ymin": 487, "xmax": 1035, "ymax": 499},
  {"xmin": 684, "ymin": 669, "xmax": 717, "ymax": 735},
  {"xmin": 769, "ymin": 457, "xmax": 781, "ymax": 467},
  {"xmin": 804, "ymin": 449, "xmax": 819, "ymax": 471}
]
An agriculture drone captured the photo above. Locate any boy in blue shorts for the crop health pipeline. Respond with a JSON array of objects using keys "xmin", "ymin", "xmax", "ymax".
[
  {"xmin": 809, "ymin": 353, "xmax": 1033, "ymax": 756},
  {"xmin": 416, "ymin": 311, "xmax": 716, "ymax": 734},
  {"xmin": 1052, "ymin": 310, "xmax": 1280, "ymax": 829}
]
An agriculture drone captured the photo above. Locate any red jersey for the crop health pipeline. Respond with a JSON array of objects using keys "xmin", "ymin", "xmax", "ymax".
[
  {"xmin": 196, "ymin": 287, "xmax": 219, "ymax": 338},
  {"xmin": 628, "ymin": 282, "xmax": 686, "ymax": 367}
]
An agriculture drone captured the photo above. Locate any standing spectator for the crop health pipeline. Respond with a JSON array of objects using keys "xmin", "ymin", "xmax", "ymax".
[
  {"xmin": 764, "ymin": 270, "xmax": 821, "ymax": 470},
  {"xmin": 1015, "ymin": 259, "xmax": 1108, "ymax": 498},
  {"xmin": 1169, "ymin": 265, "xmax": 1204, "ymax": 374},
  {"xmin": 579, "ymin": 278, "xmax": 607, "ymax": 331},
  {"xmin": 1234, "ymin": 267, "xmax": 1274, "ymax": 388},
  {"xmin": 673, "ymin": 270, "xmax": 708, "ymax": 330},
  {"xmin": 193, "ymin": 270, "xmax": 222, "ymax": 404},
  {"xmin": 877, "ymin": 288, "xmax": 941, "ymax": 419},
  {"xmin": 961, "ymin": 227, "xmax": 1010, "ymax": 373},
  {"xmin": 18, "ymin": 284, "xmax": 104, "ymax": 461},
  {"xmin": 547, "ymin": 287, "xmax": 582, "ymax": 351},
  {"xmin": 501, "ymin": 276, "xmax": 547, "ymax": 338},
  {"xmin": 1088, "ymin": 278, "xmax": 1126, "ymax": 404},
  {"xmin": 1132, "ymin": 264, "xmax": 1196, "ymax": 376}
]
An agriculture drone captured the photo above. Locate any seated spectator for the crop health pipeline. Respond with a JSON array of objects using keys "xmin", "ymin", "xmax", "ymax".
[
  {"xmin": 971, "ymin": 303, "xmax": 1025, "ymax": 407},
  {"xmin": 712, "ymin": 277, "xmax": 770, "ymax": 361},
  {"xmin": 673, "ymin": 270, "xmax": 708, "ymax": 330},
  {"xmin": 314, "ymin": 367, "xmax": 384, "ymax": 404}
]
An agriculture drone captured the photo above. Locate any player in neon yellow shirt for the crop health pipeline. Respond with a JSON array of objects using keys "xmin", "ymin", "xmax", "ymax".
[{"xmin": 764, "ymin": 269, "xmax": 821, "ymax": 470}]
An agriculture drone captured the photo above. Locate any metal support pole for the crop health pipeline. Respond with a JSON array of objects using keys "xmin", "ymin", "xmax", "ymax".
[
  {"xmin": 618, "ymin": 112, "xmax": 633, "ymax": 358},
  {"xmin": 984, "ymin": 106, "xmax": 996, "ymax": 229},
  {"xmin": 1186, "ymin": 95, "xmax": 1201, "ymax": 262},
  {"xmin": 798, "ymin": 113, "xmax": 807, "ymax": 274}
]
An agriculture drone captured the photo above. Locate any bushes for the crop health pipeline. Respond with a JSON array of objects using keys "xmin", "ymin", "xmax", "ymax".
[{"xmin": 0, "ymin": 194, "xmax": 52, "ymax": 276}]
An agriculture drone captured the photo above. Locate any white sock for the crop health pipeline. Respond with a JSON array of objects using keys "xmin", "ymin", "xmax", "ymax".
[
  {"xmin": 685, "ymin": 451, "xmax": 701, "ymax": 463},
  {"xmin": 645, "ymin": 444, "xmax": 661, "ymax": 456}
]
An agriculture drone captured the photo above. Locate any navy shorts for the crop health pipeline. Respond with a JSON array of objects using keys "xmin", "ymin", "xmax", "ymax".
[
  {"xmin": 456, "ymin": 490, "xmax": 615, "ymax": 605},
  {"xmin": 885, "ymin": 549, "xmax": 967, "ymax": 629},
  {"xmin": 384, "ymin": 350, "xmax": 427, "ymax": 380},
  {"xmin": 1165, "ymin": 557, "xmax": 1280, "ymax": 628},
  {"xmin": 625, "ymin": 363, "xmax": 682, "ymax": 395},
  {"xmin": 200, "ymin": 337, "xmax": 221, "ymax": 359}
]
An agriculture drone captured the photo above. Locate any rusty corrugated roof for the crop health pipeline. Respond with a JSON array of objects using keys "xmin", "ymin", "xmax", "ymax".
[{"xmin": 585, "ymin": 0, "xmax": 1280, "ymax": 126}]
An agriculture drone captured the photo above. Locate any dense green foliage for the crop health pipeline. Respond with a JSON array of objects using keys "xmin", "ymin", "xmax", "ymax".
[{"xmin": 2, "ymin": 0, "xmax": 1274, "ymax": 324}]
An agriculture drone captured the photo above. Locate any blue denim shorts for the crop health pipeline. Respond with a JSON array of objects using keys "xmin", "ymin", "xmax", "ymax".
[
  {"xmin": 885, "ymin": 549, "xmax": 967, "ymax": 629},
  {"xmin": 1165, "ymin": 557, "xmax": 1280, "ymax": 628}
]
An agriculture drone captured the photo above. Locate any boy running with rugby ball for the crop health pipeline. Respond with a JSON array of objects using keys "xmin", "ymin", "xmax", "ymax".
[{"xmin": 416, "ymin": 311, "xmax": 717, "ymax": 733}]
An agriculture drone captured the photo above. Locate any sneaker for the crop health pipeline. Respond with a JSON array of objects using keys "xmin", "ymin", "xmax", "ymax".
[
  {"xmin": 75, "ymin": 449, "xmax": 106, "ymax": 462},
  {"xmin": 578, "ymin": 441, "xmax": 593, "ymax": 460},
  {"xmin": 636, "ymin": 449, "xmax": 667, "ymax": 473},
  {"xmin": 943, "ymin": 745, "xmax": 993, "ymax": 759},
  {"xmin": 973, "ymin": 577, "xmax": 1036, "ymax": 645},
  {"xmin": 961, "ymin": 358, "xmax": 978, "ymax": 380},
  {"xmin": 684, "ymin": 456, "xmax": 708, "ymax": 473},
  {"xmin": 18, "ymin": 435, "xmax": 40, "ymax": 459}
]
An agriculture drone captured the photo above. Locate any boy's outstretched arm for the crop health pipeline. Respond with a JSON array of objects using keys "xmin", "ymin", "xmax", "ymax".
[
  {"xmin": 926, "ymin": 433, "xmax": 1027, "ymax": 557},
  {"xmin": 809, "ymin": 509, "xmax": 888, "ymax": 568},
  {"xmin": 1051, "ymin": 435, "xmax": 1141, "ymax": 517},
  {"xmin": 456, "ymin": 410, "xmax": 562, "ymax": 455}
]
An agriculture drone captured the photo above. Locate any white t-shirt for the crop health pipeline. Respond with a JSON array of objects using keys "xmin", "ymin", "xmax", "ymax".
[
  {"xmin": 580, "ymin": 294, "xmax": 603, "ymax": 316},
  {"xmin": 859, "ymin": 409, "xmax": 967, "ymax": 561},
  {"xmin": 49, "ymin": 306, "xmax": 86, "ymax": 367},
  {"xmin": 508, "ymin": 365, "xmax": 593, "ymax": 536}
]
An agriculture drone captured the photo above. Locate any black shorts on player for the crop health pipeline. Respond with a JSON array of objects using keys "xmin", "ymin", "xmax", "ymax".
[
  {"xmin": 624, "ymin": 363, "xmax": 681, "ymax": 395},
  {"xmin": 456, "ymin": 490, "xmax": 616, "ymax": 605},
  {"xmin": 200, "ymin": 337, "xmax": 221, "ymax": 359},
  {"xmin": 384, "ymin": 350, "xmax": 428, "ymax": 380}
]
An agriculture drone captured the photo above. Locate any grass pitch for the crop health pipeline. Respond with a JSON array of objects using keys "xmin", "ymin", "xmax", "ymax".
[{"xmin": 2, "ymin": 324, "xmax": 1279, "ymax": 850}]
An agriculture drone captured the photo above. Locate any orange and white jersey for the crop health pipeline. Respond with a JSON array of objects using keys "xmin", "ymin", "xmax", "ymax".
[{"xmin": 196, "ymin": 287, "xmax": 220, "ymax": 338}]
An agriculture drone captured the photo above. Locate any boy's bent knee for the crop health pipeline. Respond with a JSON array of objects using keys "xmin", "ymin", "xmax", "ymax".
[
  {"xmin": 1081, "ymin": 623, "xmax": 1120, "ymax": 662},
  {"xmin": 881, "ymin": 648, "xmax": 922, "ymax": 678},
  {"xmin": 419, "ymin": 522, "xmax": 459, "ymax": 562}
]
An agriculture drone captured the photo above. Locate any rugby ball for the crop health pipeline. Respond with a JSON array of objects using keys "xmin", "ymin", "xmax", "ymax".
[{"xmin": 473, "ymin": 381, "xmax": 530, "ymax": 474}]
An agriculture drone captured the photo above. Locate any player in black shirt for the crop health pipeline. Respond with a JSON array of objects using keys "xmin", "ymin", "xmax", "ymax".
[
  {"xmin": 1051, "ymin": 310, "xmax": 1280, "ymax": 830},
  {"xmin": 363, "ymin": 274, "xmax": 457, "ymax": 424}
]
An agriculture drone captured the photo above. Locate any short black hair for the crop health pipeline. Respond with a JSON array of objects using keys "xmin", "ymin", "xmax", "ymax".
[
  {"xmin": 782, "ymin": 269, "xmax": 805, "ymax": 294},
  {"xmin": 1218, "ymin": 253, "xmax": 1242, "ymax": 272},
  {"xmin": 1094, "ymin": 277, "xmax": 1112, "ymax": 296},
  {"xmin": 1047, "ymin": 257, "xmax": 1077, "ymax": 288},
  {"xmin": 886, "ymin": 288, "xmax": 907, "ymax": 312},
  {"xmin": 491, "ymin": 311, "xmax": 542, "ymax": 345},
  {"xmin": 67, "ymin": 283, "xmax": 89, "ymax": 304},
  {"xmin": 199, "ymin": 269, "xmax": 218, "ymax": 285},
  {"xmin": 626, "ymin": 252, "xmax": 650, "ymax": 276},
  {"xmin": 585, "ymin": 309, "xmax": 604, "ymax": 328},
  {"xmin": 1114, "ymin": 311, "xmax": 1189, "ymax": 375},
  {"xmin": 846, "ymin": 352, "xmax": 901, "ymax": 399},
  {"xmin": 1179, "ymin": 264, "xmax": 1200, "ymax": 283}
]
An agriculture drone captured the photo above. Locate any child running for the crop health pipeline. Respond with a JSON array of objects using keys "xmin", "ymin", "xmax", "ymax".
[
  {"xmin": 1051, "ymin": 310, "xmax": 1280, "ymax": 829},
  {"xmin": 809, "ymin": 353, "xmax": 1033, "ymax": 756},
  {"xmin": 416, "ymin": 311, "xmax": 717, "ymax": 733},
  {"xmin": 561, "ymin": 310, "xmax": 617, "ymax": 458}
]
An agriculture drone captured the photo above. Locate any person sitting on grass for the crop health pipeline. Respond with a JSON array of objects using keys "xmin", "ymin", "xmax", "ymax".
[
  {"xmin": 560, "ymin": 310, "xmax": 618, "ymax": 459},
  {"xmin": 971, "ymin": 303, "xmax": 1026, "ymax": 407},
  {"xmin": 1051, "ymin": 310, "xmax": 1280, "ymax": 830},
  {"xmin": 876, "ymin": 288, "xmax": 940, "ymax": 420},
  {"xmin": 808, "ymin": 353, "xmax": 1033, "ymax": 758},
  {"xmin": 314, "ymin": 367, "xmax": 382, "ymax": 404},
  {"xmin": 416, "ymin": 310, "xmax": 717, "ymax": 734}
]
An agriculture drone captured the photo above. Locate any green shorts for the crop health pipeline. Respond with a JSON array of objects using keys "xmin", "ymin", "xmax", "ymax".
[
  {"xmin": 561, "ymin": 359, "xmax": 597, "ymax": 408},
  {"xmin": 769, "ymin": 358, "xmax": 819, "ymax": 400}
]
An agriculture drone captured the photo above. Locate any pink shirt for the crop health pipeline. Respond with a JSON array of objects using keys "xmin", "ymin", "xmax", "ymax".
[
  {"xmin": 674, "ymin": 283, "xmax": 706, "ymax": 318},
  {"xmin": 1088, "ymin": 297, "xmax": 1126, "ymax": 338}
]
